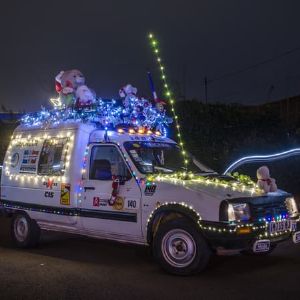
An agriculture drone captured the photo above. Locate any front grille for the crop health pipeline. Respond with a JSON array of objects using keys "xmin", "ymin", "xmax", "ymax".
[
  {"xmin": 249, "ymin": 195, "xmax": 288, "ymax": 222},
  {"xmin": 251, "ymin": 202, "xmax": 288, "ymax": 221}
]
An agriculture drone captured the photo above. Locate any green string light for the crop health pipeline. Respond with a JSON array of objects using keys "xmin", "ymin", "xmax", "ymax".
[{"xmin": 148, "ymin": 33, "xmax": 188, "ymax": 167}]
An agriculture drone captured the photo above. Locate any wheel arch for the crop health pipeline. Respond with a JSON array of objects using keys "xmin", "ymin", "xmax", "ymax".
[{"xmin": 146, "ymin": 203, "xmax": 202, "ymax": 245}]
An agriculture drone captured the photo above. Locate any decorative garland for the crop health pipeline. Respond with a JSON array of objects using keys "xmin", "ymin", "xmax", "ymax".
[{"xmin": 146, "ymin": 171, "xmax": 263, "ymax": 195}]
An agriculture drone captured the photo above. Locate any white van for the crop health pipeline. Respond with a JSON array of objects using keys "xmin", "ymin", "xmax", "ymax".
[{"xmin": 1, "ymin": 121, "xmax": 300, "ymax": 275}]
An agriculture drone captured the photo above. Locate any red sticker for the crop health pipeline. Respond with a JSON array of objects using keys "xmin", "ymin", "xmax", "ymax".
[{"xmin": 93, "ymin": 197, "xmax": 100, "ymax": 207}]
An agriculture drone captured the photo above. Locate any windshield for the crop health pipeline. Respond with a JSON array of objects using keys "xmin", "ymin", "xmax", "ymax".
[{"xmin": 124, "ymin": 141, "xmax": 214, "ymax": 174}]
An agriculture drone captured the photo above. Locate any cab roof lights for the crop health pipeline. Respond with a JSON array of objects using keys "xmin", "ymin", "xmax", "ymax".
[{"xmin": 116, "ymin": 127, "xmax": 162, "ymax": 136}]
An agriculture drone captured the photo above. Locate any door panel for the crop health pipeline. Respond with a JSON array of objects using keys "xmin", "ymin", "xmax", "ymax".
[{"xmin": 81, "ymin": 144, "xmax": 142, "ymax": 240}]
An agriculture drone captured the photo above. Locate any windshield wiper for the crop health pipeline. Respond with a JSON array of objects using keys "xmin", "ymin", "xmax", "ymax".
[{"xmin": 154, "ymin": 166, "xmax": 174, "ymax": 173}]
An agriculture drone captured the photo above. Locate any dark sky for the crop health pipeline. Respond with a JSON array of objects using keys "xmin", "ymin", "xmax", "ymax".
[{"xmin": 1, "ymin": 0, "xmax": 300, "ymax": 111}]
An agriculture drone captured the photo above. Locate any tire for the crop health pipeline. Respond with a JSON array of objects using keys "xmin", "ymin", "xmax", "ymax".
[
  {"xmin": 11, "ymin": 213, "xmax": 40, "ymax": 248},
  {"xmin": 153, "ymin": 218, "xmax": 211, "ymax": 275}
]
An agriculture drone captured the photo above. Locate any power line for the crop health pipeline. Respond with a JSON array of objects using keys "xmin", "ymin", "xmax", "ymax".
[
  {"xmin": 208, "ymin": 45, "xmax": 300, "ymax": 84},
  {"xmin": 210, "ymin": 73, "xmax": 300, "ymax": 103}
]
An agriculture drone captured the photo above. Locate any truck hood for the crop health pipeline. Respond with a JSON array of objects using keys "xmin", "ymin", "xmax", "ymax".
[
  {"xmin": 153, "ymin": 176, "xmax": 289, "ymax": 222},
  {"xmin": 156, "ymin": 177, "xmax": 263, "ymax": 201}
]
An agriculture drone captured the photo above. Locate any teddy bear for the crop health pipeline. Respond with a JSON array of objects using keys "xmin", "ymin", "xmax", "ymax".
[
  {"xmin": 119, "ymin": 84, "xmax": 138, "ymax": 109},
  {"xmin": 256, "ymin": 166, "xmax": 278, "ymax": 193},
  {"xmin": 55, "ymin": 69, "xmax": 85, "ymax": 107},
  {"xmin": 75, "ymin": 85, "xmax": 96, "ymax": 109},
  {"xmin": 155, "ymin": 98, "xmax": 166, "ymax": 113}
]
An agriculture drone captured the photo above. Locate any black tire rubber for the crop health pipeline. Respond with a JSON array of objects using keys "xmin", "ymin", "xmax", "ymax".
[
  {"xmin": 11, "ymin": 212, "xmax": 41, "ymax": 248},
  {"xmin": 153, "ymin": 218, "xmax": 211, "ymax": 275}
]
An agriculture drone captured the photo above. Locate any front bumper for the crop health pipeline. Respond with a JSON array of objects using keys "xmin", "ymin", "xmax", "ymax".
[{"xmin": 200, "ymin": 218, "xmax": 300, "ymax": 252}]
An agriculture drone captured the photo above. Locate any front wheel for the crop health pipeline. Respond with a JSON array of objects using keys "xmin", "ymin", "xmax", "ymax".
[
  {"xmin": 11, "ymin": 213, "xmax": 40, "ymax": 248},
  {"xmin": 153, "ymin": 218, "xmax": 211, "ymax": 275}
]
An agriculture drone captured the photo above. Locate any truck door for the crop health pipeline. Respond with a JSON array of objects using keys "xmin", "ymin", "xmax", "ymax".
[{"xmin": 81, "ymin": 144, "xmax": 143, "ymax": 241}]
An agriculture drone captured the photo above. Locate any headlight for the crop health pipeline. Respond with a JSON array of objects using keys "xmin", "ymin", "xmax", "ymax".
[
  {"xmin": 228, "ymin": 203, "xmax": 251, "ymax": 222},
  {"xmin": 285, "ymin": 197, "xmax": 298, "ymax": 217}
]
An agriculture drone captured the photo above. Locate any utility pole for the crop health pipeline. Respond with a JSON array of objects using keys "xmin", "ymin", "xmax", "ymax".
[
  {"xmin": 204, "ymin": 76, "xmax": 208, "ymax": 104},
  {"xmin": 267, "ymin": 84, "xmax": 274, "ymax": 103}
]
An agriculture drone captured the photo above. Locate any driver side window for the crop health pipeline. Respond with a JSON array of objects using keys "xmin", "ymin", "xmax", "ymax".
[{"xmin": 89, "ymin": 145, "xmax": 131, "ymax": 181}]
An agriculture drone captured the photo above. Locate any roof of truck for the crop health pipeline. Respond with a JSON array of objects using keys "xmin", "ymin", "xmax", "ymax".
[
  {"xmin": 14, "ymin": 121, "xmax": 177, "ymax": 145},
  {"xmin": 14, "ymin": 121, "xmax": 95, "ymax": 133}
]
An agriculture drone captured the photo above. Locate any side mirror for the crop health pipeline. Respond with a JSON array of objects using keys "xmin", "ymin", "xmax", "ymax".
[{"xmin": 115, "ymin": 172, "xmax": 132, "ymax": 185}]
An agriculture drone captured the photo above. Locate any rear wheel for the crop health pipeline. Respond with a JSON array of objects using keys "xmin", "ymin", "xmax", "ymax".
[
  {"xmin": 153, "ymin": 218, "xmax": 211, "ymax": 275},
  {"xmin": 11, "ymin": 213, "xmax": 40, "ymax": 248}
]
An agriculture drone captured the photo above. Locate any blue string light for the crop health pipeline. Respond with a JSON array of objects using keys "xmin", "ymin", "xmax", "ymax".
[{"xmin": 21, "ymin": 97, "xmax": 173, "ymax": 134}]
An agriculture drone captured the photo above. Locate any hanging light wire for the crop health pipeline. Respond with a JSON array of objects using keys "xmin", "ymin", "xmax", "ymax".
[{"xmin": 148, "ymin": 33, "xmax": 188, "ymax": 167}]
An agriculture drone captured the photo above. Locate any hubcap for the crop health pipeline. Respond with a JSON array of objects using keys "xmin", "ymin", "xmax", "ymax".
[
  {"xmin": 161, "ymin": 229, "xmax": 196, "ymax": 268},
  {"xmin": 14, "ymin": 216, "xmax": 29, "ymax": 242}
]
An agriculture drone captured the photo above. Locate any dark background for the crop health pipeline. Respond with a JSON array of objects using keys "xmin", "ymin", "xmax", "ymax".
[
  {"xmin": 0, "ymin": 0, "xmax": 299, "ymax": 192},
  {"xmin": 1, "ymin": 0, "xmax": 300, "ymax": 111}
]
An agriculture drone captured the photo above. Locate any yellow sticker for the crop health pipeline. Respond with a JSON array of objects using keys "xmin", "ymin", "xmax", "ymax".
[
  {"xmin": 113, "ymin": 196, "xmax": 124, "ymax": 210},
  {"xmin": 132, "ymin": 143, "xmax": 140, "ymax": 148},
  {"xmin": 60, "ymin": 183, "xmax": 70, "ymax": 205}
]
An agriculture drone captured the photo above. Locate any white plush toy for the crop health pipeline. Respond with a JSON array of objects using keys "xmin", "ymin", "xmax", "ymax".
[
  {"xmin": 119, "ymin": 84, "xmax": 138, "ymax": 108},
  {"xmin": 256, "ymin": 166, "xmax": 278, "ymax": 193},
  {"xmin": 75, "ymin": 85, "xmax": 96, "ymax": 108}
]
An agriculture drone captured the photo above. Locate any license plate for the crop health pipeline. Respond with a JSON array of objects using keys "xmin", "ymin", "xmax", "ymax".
[
  {"xmin": 293, "ymin": 231, "xmax": 300, "ymax": 244},
  {"xmin": 269, "ymin": 220, "xmax": 296, "ymax": 234},
  {"xmin": 253, "ymin": 240, "xmax": 270, "ymax": 253}
]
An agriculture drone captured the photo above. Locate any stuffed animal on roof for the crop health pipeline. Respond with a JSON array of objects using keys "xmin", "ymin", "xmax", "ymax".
[
  {"xmin": 75, "ymin": 85, "xmax": 96, "ymax": 109},
  {"xmin": 55, "ymin": 69, "xmax": 85, "ymax": 107},
  {"xmin": 155, "ymin": 98, "xmax": 166, "ymax": 113},
  {"xmin": 119, "ymin": 84, "xmax": 138, "ymax": 108},
  {"xmin": 256, "ymin": 166, "xmax": 278, "ymax": 193}
]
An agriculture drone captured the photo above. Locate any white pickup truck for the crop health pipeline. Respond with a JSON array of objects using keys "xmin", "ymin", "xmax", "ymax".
[{"xmin": 1, "ymin": 121, "xmax": 300, "ymax": 275}]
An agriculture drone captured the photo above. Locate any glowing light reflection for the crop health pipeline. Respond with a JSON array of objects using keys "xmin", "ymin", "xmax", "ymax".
[{"xmin": 223, "ymin": 148, "xmax": 300, "ymax": 175}]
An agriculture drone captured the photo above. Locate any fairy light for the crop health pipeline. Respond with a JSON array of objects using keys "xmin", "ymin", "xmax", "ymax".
[
  {"xmin": 4, "ymin": 133, "xmax": 74, "ymax": 184},
  {"xmin": 147, "ymin": 171, "xmax": 263, "ymax": 195},
  {"xmin": 148, "ymin": 32, "xmax": 188, "ymax": 168}
]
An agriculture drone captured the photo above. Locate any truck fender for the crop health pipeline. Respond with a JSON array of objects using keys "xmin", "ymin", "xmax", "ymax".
[{"xmin": 146, "ymin": 203, "xmax": 201, "ymax": 245}]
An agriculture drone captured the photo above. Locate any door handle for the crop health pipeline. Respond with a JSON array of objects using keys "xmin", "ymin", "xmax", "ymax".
[{"xmin": 84, "ymin": 186, "xmax": 95, "ymax": 191}]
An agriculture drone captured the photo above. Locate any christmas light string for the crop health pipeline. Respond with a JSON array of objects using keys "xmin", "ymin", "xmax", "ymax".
[{"xmin": 148, "ymin": 33, "xmax": 188, "ymax": 167}]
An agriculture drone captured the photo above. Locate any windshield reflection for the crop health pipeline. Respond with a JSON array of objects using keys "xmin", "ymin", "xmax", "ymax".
[{"xmin": 124, "ymin": 141, "xmax": 214, "ymax": 175}]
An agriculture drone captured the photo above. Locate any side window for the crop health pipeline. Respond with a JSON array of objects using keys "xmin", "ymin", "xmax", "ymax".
[
  {"xmin": 89, "ymin": 145, "xmax": 131, "ymax": 181},
  {"xmin": 38, "ymin": 138, "xmax": 68, "ymax": 176}
]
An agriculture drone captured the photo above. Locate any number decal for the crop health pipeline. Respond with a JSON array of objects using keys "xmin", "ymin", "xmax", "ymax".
[
  {"xmin": 125, "ymin": 199, "xmax": 139, "ymax": 210},
  {"xmin": 128, "ymin": 200, "xmax": 136, "ymax": 208}
]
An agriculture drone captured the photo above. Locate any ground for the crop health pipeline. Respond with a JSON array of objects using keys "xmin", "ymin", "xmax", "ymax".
[{"xmin": 0, "ymin": 217, "xmax": 299, "ymax": 300}]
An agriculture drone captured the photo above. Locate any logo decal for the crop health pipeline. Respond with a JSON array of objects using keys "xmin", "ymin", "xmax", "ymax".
[
  {"xmin": 46, "ymin": 178, "xmax": 54, "ymax": 189},
  {"xmin": 93, "ymin": 197, "xmax": 100, "ymax": 207},
  {"xmin": 144, "ymin": 184, "xmax": 156, "ymax": 196},
  {"xmin": 44, "ymin": 191, "xmax": 54, "ymax": 198},
  {"xmin": 43, "ymin": 179, "xmax": 58, "ymax": 189},
  {"xmin": 113, "ymin": 196, "xmax": 124, "ymax": 210},
  {"xmin": 10, "ymin": 152, "xmax": 20, "ymax": 168},
  {"xmin": 60, "ymin": 183, "xmax": 71, "ymax": 205}
]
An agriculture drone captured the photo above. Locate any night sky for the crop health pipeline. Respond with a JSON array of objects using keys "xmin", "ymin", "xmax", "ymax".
[{"xmin": 1, "ymin": 0, "xmax": 300, "ymax": 111}]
